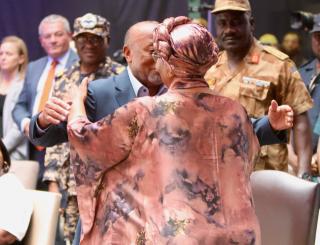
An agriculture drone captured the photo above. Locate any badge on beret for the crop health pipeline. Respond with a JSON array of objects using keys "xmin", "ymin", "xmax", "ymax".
[{"xmin": 80, "ymin": 13, "xmax": 97, "ymax": 29}]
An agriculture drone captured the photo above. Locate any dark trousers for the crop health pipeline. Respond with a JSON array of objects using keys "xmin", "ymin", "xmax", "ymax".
[
  {"xmin": 29, "ymin": 144, "xmax": 47, "ymax": 190},
  {"xmin": 72, "ymin": 220, "xmax": 81, "ymax": 245}
]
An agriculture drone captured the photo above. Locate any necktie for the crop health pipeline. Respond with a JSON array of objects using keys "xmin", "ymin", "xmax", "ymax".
[
  {"xmin": 38, "ymin": 60, "xmax": 58, "ymax": 112},
  {"xmin": 35, "ymin": 60, "xmax": 57, "ymax": 151}
]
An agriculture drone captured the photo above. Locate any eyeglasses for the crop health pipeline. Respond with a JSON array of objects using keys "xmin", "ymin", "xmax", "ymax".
[
  {"xmin": 151, "ymin": 51, "xmax": 162, "ymax": 62},
  {"xmin": 75, "ymin": 35, "xmax": 104, "ymax": 47}
]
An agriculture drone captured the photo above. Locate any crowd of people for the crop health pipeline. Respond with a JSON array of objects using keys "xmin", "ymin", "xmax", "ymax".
[{"xmin": 0, "ymin": 0, "xmax": 319, "ymax": 244}]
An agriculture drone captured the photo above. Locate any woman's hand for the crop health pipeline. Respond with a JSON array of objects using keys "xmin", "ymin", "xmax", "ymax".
[
  {"xmin": 72, "ymin": 77, "xmax": 90, "ymax": 103},
  {"xmin": 68, "ymin": 77, "xmax": 90, "ymax": 123}
]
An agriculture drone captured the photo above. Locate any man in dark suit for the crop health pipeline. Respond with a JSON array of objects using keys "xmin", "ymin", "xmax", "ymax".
[
  {"xmin": 29, "ymin": 21, "xmax": 163, "ymax": 147},
  {"xmin": 29, "ymin": 20, "xmax": 292, "ymax": 245},
  {"xmin": 29, "ymin": 19, "xmax": 292, "ymax": 151},
  {"xmin": 12, "ymin": 14, "xmax": 78, "ymax": 186}
]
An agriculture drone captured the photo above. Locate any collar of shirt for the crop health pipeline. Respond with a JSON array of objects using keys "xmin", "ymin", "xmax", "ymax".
[
  {"xmin": 127, "ymin": 66, "xmax": 150, "ymax": 97},
  {"xmin": 243, "ymin": 39, "xmax": 261, "ymax": 64},
  {"xmin": 127, "ymin": 66, "xmax": 167, "ymax": 97},
  {"xmin": 48, "ymin": 48, "xmax": 71, "ymax": 74}
]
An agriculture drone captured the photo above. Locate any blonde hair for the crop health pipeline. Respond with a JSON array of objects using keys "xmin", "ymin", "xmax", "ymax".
[{"xmin": 1, "ymin": 35, "xmax": 29, "ymax": 79}]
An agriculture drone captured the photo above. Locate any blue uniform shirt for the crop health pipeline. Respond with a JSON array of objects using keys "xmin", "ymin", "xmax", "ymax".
[{"xmin": 299, "ymin": 58, "xmax": 320, "ymax": 152}]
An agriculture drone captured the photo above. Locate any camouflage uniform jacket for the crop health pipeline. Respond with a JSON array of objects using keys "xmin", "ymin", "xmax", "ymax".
[
  {"xmin": 43, "ymin": 56, "xmax": 124, "ymax": 200},
  {"xmin": 205, "ymin": 39, "xmax": 313, "ymax": 171}
]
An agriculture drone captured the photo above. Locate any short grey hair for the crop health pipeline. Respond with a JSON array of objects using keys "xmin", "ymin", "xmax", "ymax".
[{"xmin": 38, "ymin": 14, "xmax": 71, "ymax": 36}]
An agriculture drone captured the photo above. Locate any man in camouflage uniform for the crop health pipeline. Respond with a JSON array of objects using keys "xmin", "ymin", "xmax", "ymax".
[
  {"xmin": 205, "ymin": 0, "xmax": 313, "ymax": 176},
  {"xmin": 41, "ymin": 13, "xmax": 124, "ymax": 243}
]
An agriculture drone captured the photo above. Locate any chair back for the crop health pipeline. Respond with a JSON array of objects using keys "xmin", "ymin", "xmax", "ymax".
[
  {"xmin": 9, "ymin": 160, "xmax": 39, "ymax": 189},
  {"xmin": 251, "ymin": 170, "xmax": 320, "ymax": 245},
  {"xmin": 23, "ymin": 190, "xmax": 61, "ymax": 245}
]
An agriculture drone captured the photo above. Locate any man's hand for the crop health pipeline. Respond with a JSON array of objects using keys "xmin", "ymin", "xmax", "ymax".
[
  {"xmin": 268, "ymin": 100, "xmax": 294, "ymax": 131},
  {"xmin": 37, "ymin": 97, "xmax": 71, "ymax": 129}
]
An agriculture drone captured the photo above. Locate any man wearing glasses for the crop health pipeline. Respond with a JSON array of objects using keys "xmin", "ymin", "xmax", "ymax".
[{"xmin": 31, "ymin": 13, "xmax": 124, "ymax": 244}]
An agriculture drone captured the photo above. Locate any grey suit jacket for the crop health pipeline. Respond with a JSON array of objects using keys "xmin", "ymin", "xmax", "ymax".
[
  {"xmin": 29, "ymin": 69, "xmax": 135, "ymax": 147},
  {"xmin": 12, "ymin": 49, "xmax": 78, "ymax": 130},
  {"xmin": 2, "ymin": 78, "xmax": 28, "ymax": 160}
]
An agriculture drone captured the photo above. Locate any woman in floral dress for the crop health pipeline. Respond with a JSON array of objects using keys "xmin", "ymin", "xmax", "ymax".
[{"xmin": 68, "ymin": 16, "xmax": 261, "ymax": 245}]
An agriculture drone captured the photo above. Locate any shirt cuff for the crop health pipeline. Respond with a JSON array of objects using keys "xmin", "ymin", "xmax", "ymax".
[
  {"xmin": 20, "ymin": 118, "xmax": 30, "ymax": 133},
  {"xmin": 35, "ymin": 118, "xmax": 49, "ymax": 136},
  {"xmin": 267, "ymin": 119, "xmax": 288, "ymax": 144}
]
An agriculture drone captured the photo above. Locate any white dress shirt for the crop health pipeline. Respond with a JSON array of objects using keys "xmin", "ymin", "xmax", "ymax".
[
  {"xmin": 0, "ymin": 174, "xmax": 33, "ymax": 241},
  {"xmin": 20, "ymin": 49, "xmax": 71, "ymax": 131}
]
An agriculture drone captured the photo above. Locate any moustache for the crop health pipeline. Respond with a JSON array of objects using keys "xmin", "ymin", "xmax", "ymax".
[{"xmin": 222, "ymin": 35, "xmax": 239, "ymax": 41}]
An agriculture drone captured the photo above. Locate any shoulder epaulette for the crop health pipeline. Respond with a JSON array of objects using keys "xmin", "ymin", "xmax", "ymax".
[{"xmin": 262, "ymin": 45, "xmax": 289, "ymax": 60}]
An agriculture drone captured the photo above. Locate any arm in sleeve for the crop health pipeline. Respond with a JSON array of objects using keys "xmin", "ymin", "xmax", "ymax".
[
  {"xmin": 239, "ymin": 107, "xmax": 261, "ymax": 175},
  {"xmin": 12, "ymin": 73, "xmax": 32, "ymax": 130},
  {"xmin": 68, "ymin": 101, "xmax": 139, "ymax": 171},
  {"xmin": 29, "ymin": 114, "xmax": 68, "ymax": 147},
  {"xmin": 28, "ymin": 78, "xmax": 100, "ymax": 147},
  {"xmin": 2, "ymin": 123, "xmax": 26, "ymax": 153},
  {"xmin": 251, "ymin": 116, "xmax": 287, "ymax": 146}
]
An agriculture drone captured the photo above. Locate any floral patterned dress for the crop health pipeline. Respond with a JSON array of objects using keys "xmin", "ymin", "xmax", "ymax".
[{"xmin": 68, "ymin": 80, "xmax": 261, "ymax": 245}]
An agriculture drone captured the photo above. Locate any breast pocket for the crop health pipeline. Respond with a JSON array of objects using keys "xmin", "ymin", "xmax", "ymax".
[{"xmin": 239, "ymin": 77, "xmax": 271, "ymax": 117}]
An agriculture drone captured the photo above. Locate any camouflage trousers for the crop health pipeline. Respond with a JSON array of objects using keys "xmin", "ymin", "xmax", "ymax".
[{"xmin": 61, "ymin": 195, "xmax": 79, "ymax": 243}]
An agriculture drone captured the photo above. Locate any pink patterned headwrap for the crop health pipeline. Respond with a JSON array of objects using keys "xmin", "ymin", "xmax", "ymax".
[{"xmin": 153, "ymin": 16, "xmax": 219, "ymax": 81}]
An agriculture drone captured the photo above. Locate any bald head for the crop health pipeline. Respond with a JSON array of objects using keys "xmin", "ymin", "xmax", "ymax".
[
  {"xmin": 124, "ymin": 21, "xmax": 159, "ymax": 47},
  {"xmin": 123, "ymin": 21, "xmax": 162, "ymax": 92}
]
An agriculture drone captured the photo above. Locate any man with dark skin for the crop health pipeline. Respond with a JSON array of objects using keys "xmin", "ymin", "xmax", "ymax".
[
  {"xmin": 33, "ymin": 13, "xmax": 124, "ymax": 243},
  {"xmin": 30, "ymin": 20, "xmax": 164, "ymax": 245},
  {"xmin": 300, "ymin": 27, "xmax": 320, "ymax": 175},
  {"xmin": 205, "ymin": 0, "xmax": 313, "ymax": 177},
  {"xmin": 30, "ymin": 21, "xmax": 164, "ymax": 147},
  {"xmin": 30, "ymin": 20, "xmax": 293, "ymax": 245}
]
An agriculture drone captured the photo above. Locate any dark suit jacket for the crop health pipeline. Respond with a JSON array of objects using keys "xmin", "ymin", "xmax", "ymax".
[
  {"xmin": 251, "ymin": 116, "xmax": 287, "ymax": 146},
  {"xmin": 12, "ymin": 50, "xmax": 78, "ymax": 130},
  {"xmin": 29, "ymin": 69, "xmax": 135, "ymax": 147},
  {"xmin": 29, "ymin": 68, "xmax": 285, "ymax": 147}
]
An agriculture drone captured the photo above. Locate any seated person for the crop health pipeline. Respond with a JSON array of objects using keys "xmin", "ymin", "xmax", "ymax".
[{"xmin": 0, "ymin": 140, "xmax": 33, "ymax": 245}]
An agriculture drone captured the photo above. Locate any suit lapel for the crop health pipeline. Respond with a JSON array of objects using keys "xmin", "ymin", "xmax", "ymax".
[
  {"xmin": 30, "ymin": 57, "xmax": 48, "ymax": 108},
  {"xmin": 114, "ymin": 69, "xmax": 136, "ymax": 106}
]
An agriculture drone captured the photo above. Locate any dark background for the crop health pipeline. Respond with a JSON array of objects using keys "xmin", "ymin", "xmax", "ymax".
[{"xmin": 0, "ymin": 0, "xmax": 319, "ymax": 61}]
